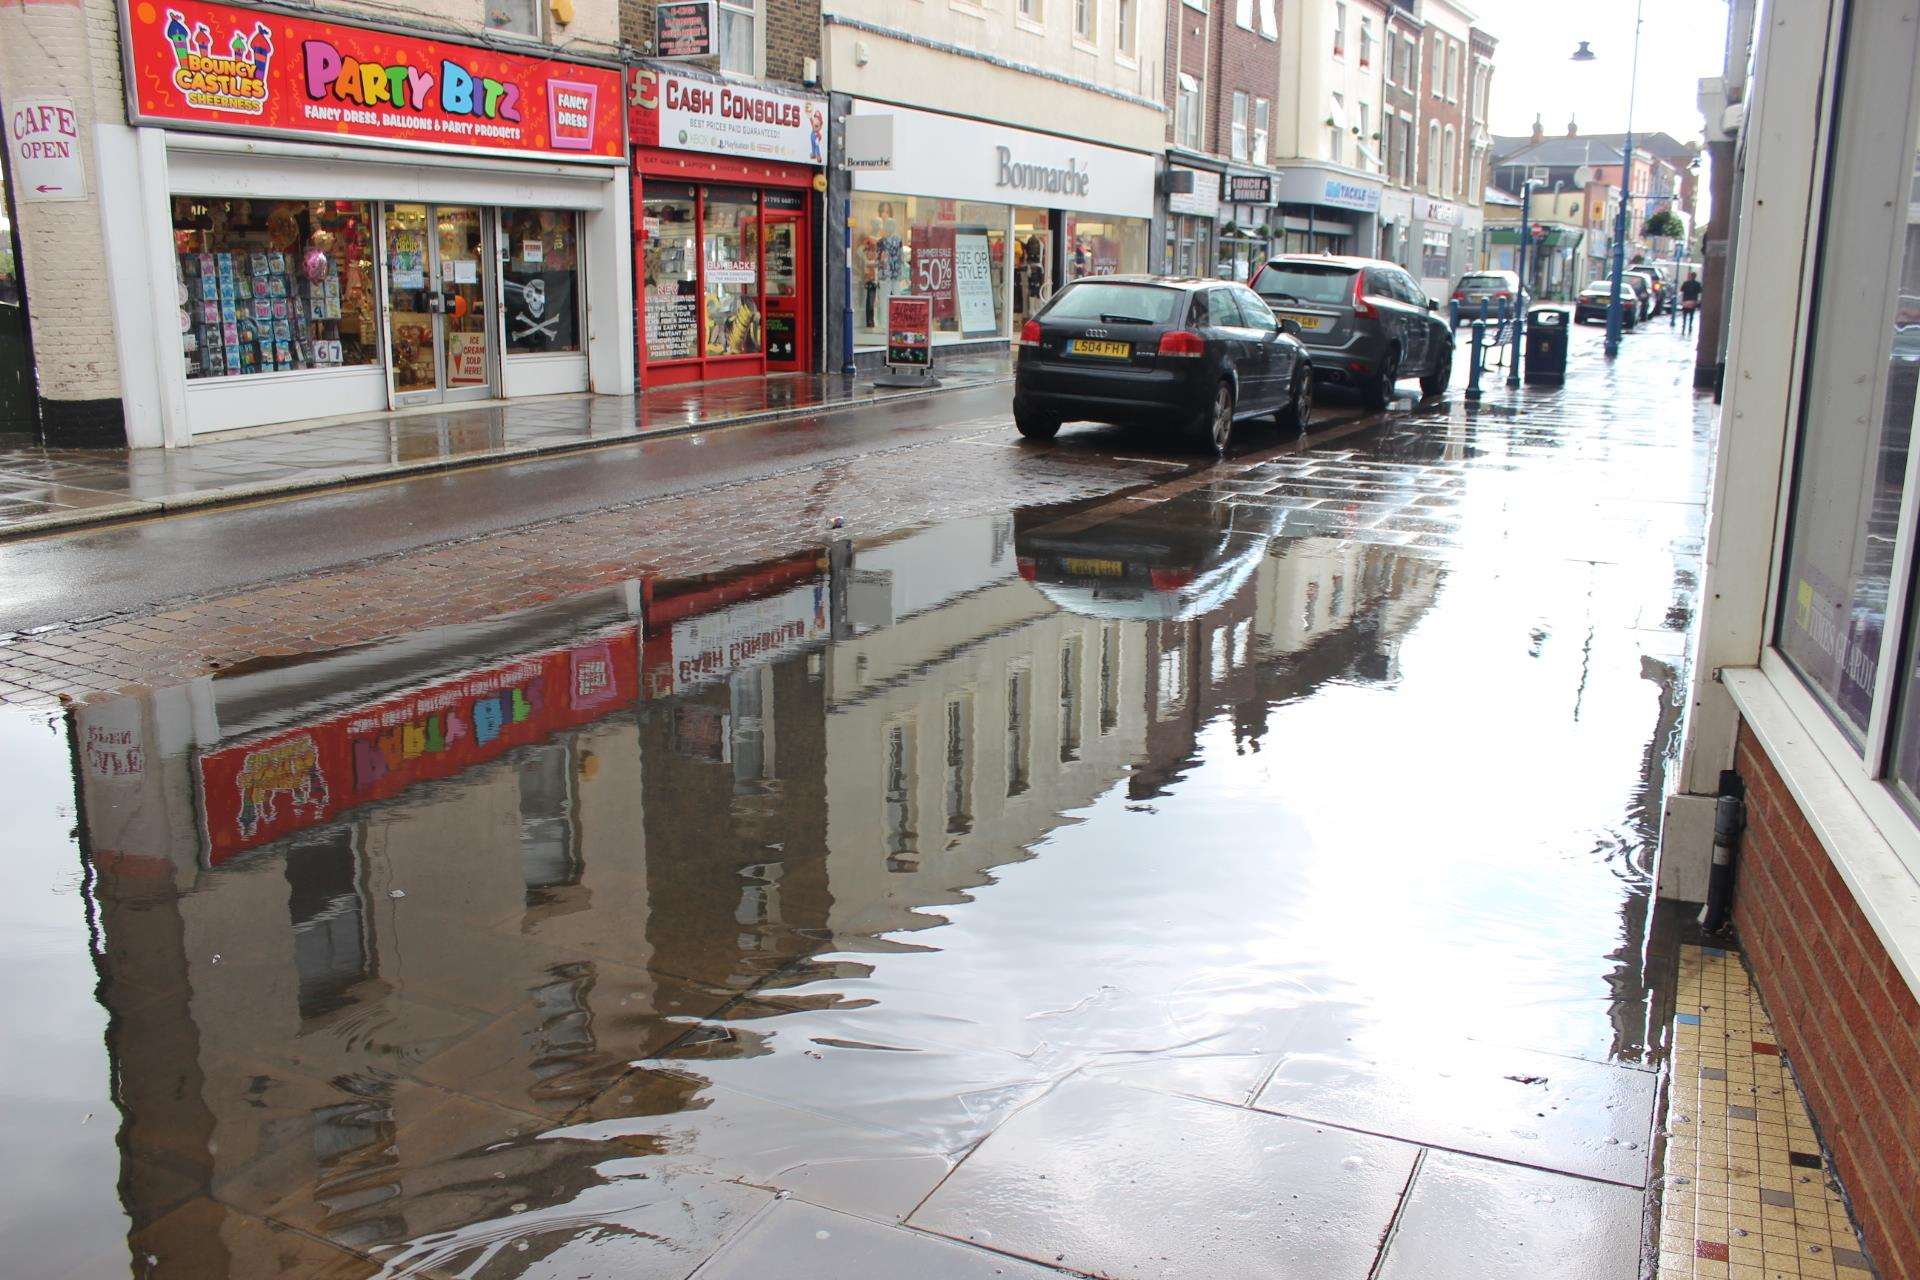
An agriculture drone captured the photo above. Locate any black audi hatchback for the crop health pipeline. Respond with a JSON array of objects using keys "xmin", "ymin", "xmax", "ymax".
[{"xmin": 1012, "ymin": 275, "xmax": 1314, "ymax": 454}]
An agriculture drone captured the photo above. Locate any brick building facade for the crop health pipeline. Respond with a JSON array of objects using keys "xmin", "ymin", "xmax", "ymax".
[
  {"xmin": 1377, "ymin": 0, "xmax": 1423, "ymax": 266},
  {"xmin": 620, "ymin": 0, "xmax": 821, "ymax": 86},
  {"xmin": 1162, "ymin": 0, "xmax": 1282, "ymax": 279}
]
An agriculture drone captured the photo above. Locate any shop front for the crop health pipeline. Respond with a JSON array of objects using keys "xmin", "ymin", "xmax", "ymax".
[
  {"xmin": 841, "ymin": 102, "xmax": 1155, "ymax": 357},
  {"xmin": 1270, "ymin": 164, "xmax": 1383, "ymax": 258},
  {"xmin": 1411, "ymin": 196, "xmax": 1469, "ymax": 297},
  {"xmin": 628, "ymin": 66, "xmax": 825, "ymax": 386},
  {"xmin": 109, "ymin": 0, "xmax": 631, "ymax": 444},
  {"xmin": 1162, "ymin": 160, "xmax": 1222, "ymax": 278},
  {"xmin": 1220, "ymin": 172, "xmax": 1277, "ymax": 282}
]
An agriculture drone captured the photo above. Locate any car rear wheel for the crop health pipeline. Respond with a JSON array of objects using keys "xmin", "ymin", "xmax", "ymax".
[
  {"xmin": 1014, "ymin": 408, "xmax": 1060, "ymax": 441},
  {"xmin": 1278, "ymin": 363, "xmax": 1314, "ymax": 432},
  {"xmin": 1365, "ymin": 347, "xmax": 1399, "ymax": 411},
  {"xmin": 1421, "ymin": 343, "xmax": 1453, "ymax": 399},
  {"xmin": 1193, "ymin": 380, "xmax": 1235, "ymax": 456}
]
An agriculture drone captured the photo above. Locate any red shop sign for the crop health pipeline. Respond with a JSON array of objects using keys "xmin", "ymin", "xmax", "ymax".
[
  {"xmin": 195, "ymin": 630, "xmax": 638, "ymax": 863},
  {"xmin": 120, "ymin": 0, "xmax": 625, "ymax": 162}
]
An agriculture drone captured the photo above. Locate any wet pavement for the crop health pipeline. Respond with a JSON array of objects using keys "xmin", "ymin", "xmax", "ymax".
[
  {"xmin": 0, "ymin": 354, "xmax": 1013, "ymax": 535},
  {"xmin": 3, "ymin": 324, "xmax": 1717, "ymax": 1277}
]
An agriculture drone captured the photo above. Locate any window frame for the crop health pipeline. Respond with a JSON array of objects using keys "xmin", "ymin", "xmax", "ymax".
[
  {"xmin": 1426, "ymin": 120, "xmax": 1441, "ymax": 193},
  {"xmin": 1252, "ymin": 96, "xmax": 1270, "ymax": 164},
  {"xmin": 484, "ymin": 0, "xmax": 547, "ymax": 41},
  {"xmin": 1177, "ymin": 73, "xmax": 1203, "ymax": 150},
  {"xmin": 1231, "ymin": 90, "xmax": 1250, "ymax": 162},
  {"xmin": 1431, "ymin": 38, "xmax": 1443, "ymax": 97},
  {"xmin": 1074, "ymin": 0, "xmax": 1096, "ymax": 44},
  {"xmin": 717, "ymin": 0, "xmax": 763, "ymax": 77},
  {"xmin": 1332, "ymin": 1, "xmax": 1347, "ymax": 57},
  {"xmin": 1115, "ymin": 0, "xmax": 1136, "ymax": 60},
  {"xmin": 1360, "ymin": 16, "xmax": 1374, "ymax": 68}
]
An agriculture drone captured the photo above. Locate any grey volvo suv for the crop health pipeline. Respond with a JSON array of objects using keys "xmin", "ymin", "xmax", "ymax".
[{"xmin": 1250, "ymin": 255, "xmax": 1454, "ymax": 410}]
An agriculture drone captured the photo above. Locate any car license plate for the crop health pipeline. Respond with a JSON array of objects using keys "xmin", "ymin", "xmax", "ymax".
[
  {"xmin": 1061, "ymin": 557, "xmax": 1125, "ymax": 577},
  {"xmin": 1067, "ymin": 338, "xmax": 1131, "ymax": 358},
  {"xmin": 1280, "ymin": 313, "xmax": 1325, "ymax": 331}
]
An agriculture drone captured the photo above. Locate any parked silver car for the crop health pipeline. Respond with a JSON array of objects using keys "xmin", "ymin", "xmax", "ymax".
[{"xmin": 1250, "ymin": 255, "xmax": 1455, "ymax": 410}]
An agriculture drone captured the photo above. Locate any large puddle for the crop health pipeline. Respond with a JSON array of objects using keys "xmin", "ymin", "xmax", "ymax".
[{"xmin": 4, "ymin": 406, "xmax": 1708, "ymax": 1277}]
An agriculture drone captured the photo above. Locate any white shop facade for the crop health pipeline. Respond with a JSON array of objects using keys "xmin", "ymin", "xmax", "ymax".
[
  {"xmin": 104, "ymin": 0, "xmax": 633, "ymax": 446},
  {"xmin": 842, "ymin": 101, "xmax": 1157, "ymax": 354}
]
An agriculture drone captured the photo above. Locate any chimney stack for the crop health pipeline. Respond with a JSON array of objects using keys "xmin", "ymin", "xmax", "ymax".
[
  {"xmin": 1531, "ymin": 114, "xmax": 1545, "ymax": 143},
  {"xmin": 1567, "ymin": 116, "xmax": 1579, "ymax": 137}
]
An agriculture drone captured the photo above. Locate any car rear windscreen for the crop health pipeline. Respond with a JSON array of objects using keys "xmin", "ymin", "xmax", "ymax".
[
  {"xmin": 1252, "ymin": 264, "xmax": 1356, "ymax": 306},
  {"xmin": 1043, "ymin": 283, "xmax": 1183, "ymax": 324},
  {"xmin": 1458, "ymin": 274, "xmax": 1508, "ymax": 290}
]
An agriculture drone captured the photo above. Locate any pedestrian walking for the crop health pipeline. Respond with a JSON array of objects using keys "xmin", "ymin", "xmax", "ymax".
[{"xmin": 1679, "ymin": 270, "xmax": 1703, "ymax": 336}]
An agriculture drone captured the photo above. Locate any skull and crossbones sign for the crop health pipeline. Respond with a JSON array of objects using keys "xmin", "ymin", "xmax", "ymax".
[{"xmin": 508, "ymin": 278, "xmax": 559, "ymax": 342}]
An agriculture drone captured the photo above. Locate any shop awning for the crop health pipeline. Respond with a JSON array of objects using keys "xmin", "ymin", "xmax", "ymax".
[{"xmin": 1486, "ymin": 225, "xmax": 1583, "ymax": 248}]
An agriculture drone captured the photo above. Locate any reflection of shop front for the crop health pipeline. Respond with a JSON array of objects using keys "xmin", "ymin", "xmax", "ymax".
[
  {"xmin": 110, "ymin": 0, "xmax": 631, "ymax": 443},
  {"xmin": 629, "ymin": 65, "xmax": 825, "ymax": 386},
  {"xmin": 1270, "ymin": 164, "xmax": 1383, "ymax": 258},
  {"xmin": 1220, "ymin": 173, "xmax": 1277, "ymax": 283},
  {"xmin": 841, "ymin": 102, "xmax": 1155, "ymax": 358}
]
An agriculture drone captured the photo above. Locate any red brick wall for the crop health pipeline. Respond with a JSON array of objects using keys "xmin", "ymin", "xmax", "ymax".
[
  {"xmin": 1207, "ymin": 11, "xmax": 1280, "ymax": 167},
  {"xmin": 1165, "ymin": 0, "xmax": 1208, "ymax": 147},
  {"xmin": 1417, "ymin": 28, "xmax": 1465, "ymax": 195},
  {"xmin": 1732, "ymin": 721, "xmax": 1920, "ymax": 1279}
]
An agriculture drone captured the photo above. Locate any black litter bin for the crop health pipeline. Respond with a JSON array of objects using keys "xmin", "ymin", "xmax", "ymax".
[{"xmin": 1524, "ymin": 305, "xmax": 1571, "ymax": 386}]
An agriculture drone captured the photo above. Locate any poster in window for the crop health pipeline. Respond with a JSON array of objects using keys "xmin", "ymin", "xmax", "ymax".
[
  {"xmin": 953, "ymin": 232, "xmax": 996, "ymax": 336},
  {"xmin": 505, "ymin": 272, "xmax": 576, "ymax": 352},
  {"xmin": 766, "ymin": 313, "xmax": 796, "ymax": 362},
  {"xmin": 646, "ymin": 288, "xmax": 698, "ymax": 359}
]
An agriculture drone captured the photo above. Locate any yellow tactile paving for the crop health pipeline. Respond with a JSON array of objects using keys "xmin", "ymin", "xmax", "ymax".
[{"xmin": 1656, "ymin": 945, "xmax": 1876, "ymax": 1279}]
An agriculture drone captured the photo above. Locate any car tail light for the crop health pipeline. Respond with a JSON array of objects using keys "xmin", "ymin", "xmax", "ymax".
[
  {"xmin": 1451, "ymin": 289, "xmax": 1465, "ymax": 300},
  {"xmin": 1495, "ymin": 290, "xmax": 1511, "ymax": 300},
  {"xmin": 1157, "ymin": 330, "xmax": 1207, "ymax": 358},
  {"xmin": 1017, "ymin": 557, "xmax": 1037, "ymax": 581},
  {"xmin": 1019, "ymin": 320, "xmax": 1042, "ymax": 347},
  {"xmin": 1149, "ymin": 568, "xmax": 1194, "ymax": 591},
  {"xmin": 1351, "ymin": 271, "xmax": 1372, "ymax": 318}
]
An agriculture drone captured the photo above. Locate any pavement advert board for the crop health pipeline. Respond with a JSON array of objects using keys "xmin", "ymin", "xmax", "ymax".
[
  {"xmin": 886, "ymin": 295, "xmax": 933, "ymax": 369},
  {"xmin": 119, "ymin": 0, "xmax": 625, "ymax": 162},
  {"xmin": 195, "ymin": 630, "xmax": 638, "ymax": 863}
]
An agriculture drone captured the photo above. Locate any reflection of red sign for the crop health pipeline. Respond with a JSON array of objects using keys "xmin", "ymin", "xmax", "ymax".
[
  {"xmin": 196, "ymin": 630, "xmax": 637, "ymax": 863},
  {"xmin": 120, "ymin": 0, "xmax": 624, "ymax": 162},
  {"xmin": 887, "ymin": 294, "xmax": 933, "ymax": 369}
]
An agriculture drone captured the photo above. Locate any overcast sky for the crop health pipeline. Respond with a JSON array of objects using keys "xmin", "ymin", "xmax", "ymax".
[{"xmin": 1470, "ymin": 0, "xmax": 1731, "ymax": 143}]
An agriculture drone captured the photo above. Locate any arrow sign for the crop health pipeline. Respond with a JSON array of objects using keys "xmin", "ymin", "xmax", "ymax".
[{"xmin": 7, "ymin": 96, "xmax": 88, "ymax": 203}]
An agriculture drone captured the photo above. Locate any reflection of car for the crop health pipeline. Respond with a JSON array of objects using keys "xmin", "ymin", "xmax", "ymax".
[
  {"xmin": 1574, "ymin": 280, "xmax": 1638, "ymax": 328},
  {"xmin": 1252, "ymin": 255, "xmax": 1455, "ymax": 410},
  {"xmin": 1450, "ymin": 270, "xmax": 1525, "ymax": 319},
  {"xmin": 1013, "ymin": 276, "xmax": 1315, "ymax": 455},
  {"xmin": 1015, "ymin": 497, "xmax": 1332, "ymax": 622}
]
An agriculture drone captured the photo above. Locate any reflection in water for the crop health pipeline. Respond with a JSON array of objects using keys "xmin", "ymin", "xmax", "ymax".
[{"xmin": 30, "ymin": 455, "xmax": 1701, "ymax": 1276}]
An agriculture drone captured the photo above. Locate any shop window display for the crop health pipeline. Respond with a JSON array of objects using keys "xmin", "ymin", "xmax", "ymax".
[
  {"xmin": 853, "ymin": 195, "xmax": 1006, "ymax": 346},
  {"xmin": 172, "ymin": 197, "xmax": 376, "ymax": 379},
  {"xmin": 1064, "ymin": 214, "xmax": 1149, "ymax": 281},
  {"xmin": 642, "ymin": 185, "xmax": 700, "ymax": 363},
  {"xmin": 499, "ymin": 209, "xmax": 581, "ymax": 354},
  {"xmin": 703, "ymin": 188, "xmax": 761, "ymax": 357}
]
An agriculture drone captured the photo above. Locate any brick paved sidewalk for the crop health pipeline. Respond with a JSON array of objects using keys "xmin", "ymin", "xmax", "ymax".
[{"xmin": 0, "ymin": 352, "xmax": 1012, "ymax": 535}]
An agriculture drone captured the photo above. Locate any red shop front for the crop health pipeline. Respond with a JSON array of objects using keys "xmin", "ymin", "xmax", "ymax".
[{"xmin": 629, "ymin": 65, "xmax": 824, "ymax": 386}]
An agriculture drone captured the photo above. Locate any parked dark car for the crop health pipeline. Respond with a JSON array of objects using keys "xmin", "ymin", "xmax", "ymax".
[
  {"xmin": 1251, "ymin": 255, "xmax": 1454, "ymax": 410},
  {"xmin": 1573, "ymin": 280, "xmax": 1639, "ymax": 328},
  {"xmin": 1451, "ymin": 270, "xmax": 1525, "ymax": 322},
  {"xmin": 1013, "ymin": 276, "xmax": 1315, "ymax": 455}
]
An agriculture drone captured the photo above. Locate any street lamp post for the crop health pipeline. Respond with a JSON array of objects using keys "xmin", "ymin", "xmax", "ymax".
[
  {"xmin": 1574, "ymin": 2, "xmax": 1645, "ymax": 359},
  {"xmin": 1507, "ymin": 179, "xmax": 1534, "ymax": 388}
]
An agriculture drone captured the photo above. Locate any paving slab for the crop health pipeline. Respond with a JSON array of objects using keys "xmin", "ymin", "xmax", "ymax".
[
  {"xmin": 691, "ymin": 1200, "xmax": 1067, "ymax": 1280},
  {"xmin": 1251, "ymin": 1037, "xmax": 1656, "ymax": 1187},
  {"xmin": 1375, "ymin": 1150, "xmax": 1643, "ymax": 1280},
  {"xmin": 909, "ymin": 1077, "xmax": 1418, "ymax": 1279}
]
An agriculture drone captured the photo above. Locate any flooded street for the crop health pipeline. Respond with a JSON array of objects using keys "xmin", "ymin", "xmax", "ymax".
[{"xmin": 6, "ymin": 331, "xmax": 1715, "ymax": 1278}]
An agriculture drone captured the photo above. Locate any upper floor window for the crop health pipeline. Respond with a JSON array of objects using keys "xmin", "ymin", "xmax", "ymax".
[
  {"xmin": 1445, "ymin": 44, "xmax": 1459, "ymax": 101},
  {"xmin": 1358, "ymin": 101, "xmax": 1372, "ymax": 164},
  {"xmin": 1360, "ymin": 17, "xmax": 1374, "ymax": 67},
  {"xmin": 1329, "ymin": 92, "xmax": 1345, "ymax": 163},
  {"xmin": 1177, "ymin": 74, "xmax": 1203, "ymax": 149},
  {"xmin": 1116, "ymin": 0, "xmax": 1134, "ymax": 53},
  {"xmin": 718, "ymin": 0, "xmax": 759, "ymax": 75},
  {"xmin": 1253, "ymin": 97, "xmax": 1270, "ymax": 164},
  {"xmin": 1430, "ymin": 39, "xmax": 1443, "ymax": 96},
  {"xmin": 1426, "ymin": 120, "xmax": 1440, "ymax": 192},
  {"xmin": 485, "ymin": 0, "xmax": 544, "ymax": 39},
  {"xmin": 1441, "ymin": 127, "xmax": 1456, "ymax": 197},
  {"xmin": 1019, "ymin": 0, "xmax": 1042, "ymax": 17},
  {"xmin": 1231, "ymin": 91, "xmax": 1250, "ymax": 161},
  {"xmin": 1235, "ymin": 0, "xmax": 1254, "ymax": 30},
  {"xmin": 1074, "ymin": 0, "xmax": 1094, "ymax": 41},
  {"xmin": 1332, "ymin": 1, "xmax": 1347, "ymax": 56},
  {"xmin": 1395, "ymin": 34, "xmax": 1412, "ymax": 88}
]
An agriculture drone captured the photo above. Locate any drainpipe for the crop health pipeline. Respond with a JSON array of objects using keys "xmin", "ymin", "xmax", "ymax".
[{"xmin": 1698, "ymin": 769, "xmax": 1745, "ymax": 932}]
